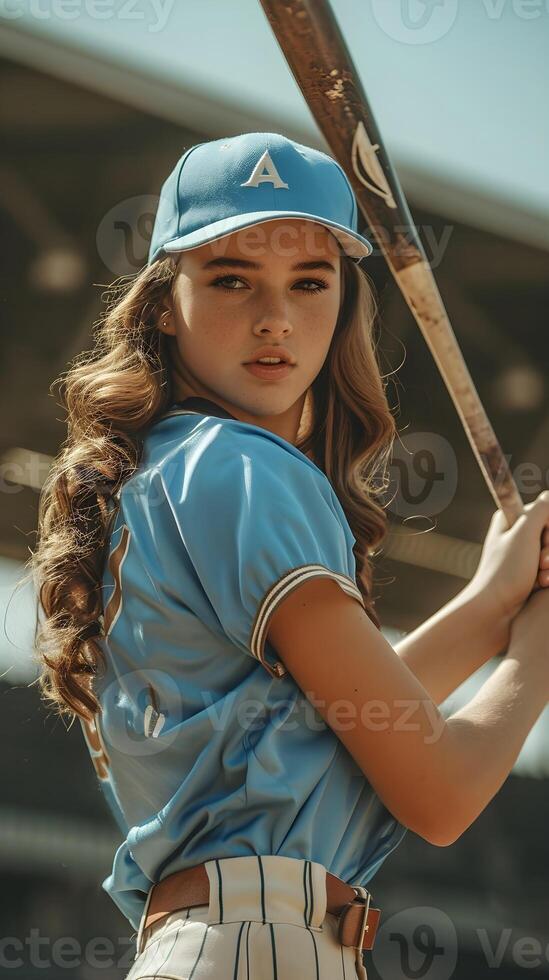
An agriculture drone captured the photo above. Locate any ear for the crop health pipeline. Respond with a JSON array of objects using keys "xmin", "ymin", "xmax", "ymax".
[{"xmin": 157, "ymin": 304, "xmax": 176, "ymax": 336}]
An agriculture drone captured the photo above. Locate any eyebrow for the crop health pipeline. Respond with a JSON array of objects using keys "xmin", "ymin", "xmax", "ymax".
[{"xmin": 201, "ymin": 257, "xmax": 337, "ymax": 274}]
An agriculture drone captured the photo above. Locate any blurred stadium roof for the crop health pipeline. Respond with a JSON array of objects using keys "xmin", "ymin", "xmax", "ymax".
[{"xmin": 0, "ymin": 0, "xmax": 548, "ymax": 249}]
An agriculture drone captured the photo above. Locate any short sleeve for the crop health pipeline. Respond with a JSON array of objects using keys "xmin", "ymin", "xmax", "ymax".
[{"xmin": 161, "ymin": 423, "xmax": 365, "ymax": 678}]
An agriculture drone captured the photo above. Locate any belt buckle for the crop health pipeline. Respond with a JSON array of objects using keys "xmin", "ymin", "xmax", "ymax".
[{"xmin": 338, "ymin": 886, "xmax": 371, "ymax": 949}]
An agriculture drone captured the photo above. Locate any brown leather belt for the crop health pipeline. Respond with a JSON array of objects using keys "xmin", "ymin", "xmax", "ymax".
[{"xmin": 142, "ymin": 862, "xmax": 381, "ymax": 951}]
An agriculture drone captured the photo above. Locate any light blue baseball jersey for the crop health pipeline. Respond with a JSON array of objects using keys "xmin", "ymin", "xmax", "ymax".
[{"xmin": 80, "ymin": 398, "xmax": 408, "ymax": 932}]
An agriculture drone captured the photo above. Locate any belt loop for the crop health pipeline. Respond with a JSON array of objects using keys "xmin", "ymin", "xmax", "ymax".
[{"xmin": 135, "ymin": 886, "xmax": 155, "ymax": 960}]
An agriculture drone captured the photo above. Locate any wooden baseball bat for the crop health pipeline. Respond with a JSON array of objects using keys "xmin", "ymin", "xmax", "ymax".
[{"xmin": 258, "ymin": 0, "xmax": 524, "ymax": 529}]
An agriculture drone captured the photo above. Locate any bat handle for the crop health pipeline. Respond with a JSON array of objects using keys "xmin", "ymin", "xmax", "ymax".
[
  {"xmin": 485, "ymin": 460, "xmax": 524, "ymax": 530},
  {"xmin": 445, "ymin": 385, "xmax": 524, "ymax": 531},
  {"xmin": 440, "ymin": 368, "xmax": 525, "ymax": 531}
]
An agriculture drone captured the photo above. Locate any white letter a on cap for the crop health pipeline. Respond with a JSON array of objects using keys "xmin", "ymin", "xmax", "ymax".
[{"xmin": 241, "ymin": 150, "xmax": 289, "ymax": 189}]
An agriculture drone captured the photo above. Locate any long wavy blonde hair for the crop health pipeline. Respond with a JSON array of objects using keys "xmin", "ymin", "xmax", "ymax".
[{"xmin": 25, "ymin": 250, "xmax": 397, "ymax": 722}]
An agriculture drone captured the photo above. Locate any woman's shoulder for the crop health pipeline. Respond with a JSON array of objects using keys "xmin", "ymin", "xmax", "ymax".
[{"xmin": 130, "ymin": 410, "xmax": 357, "ymax": 565}]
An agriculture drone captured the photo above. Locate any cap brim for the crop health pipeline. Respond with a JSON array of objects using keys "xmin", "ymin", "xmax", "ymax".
[{"xmin": 152, "ymin": 211, "xmax": 373, "ymax": 263}]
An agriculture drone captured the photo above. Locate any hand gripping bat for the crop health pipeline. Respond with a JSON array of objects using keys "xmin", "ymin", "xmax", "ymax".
[{"xmin": 258, "ymin": 0, "xmax": 524, "ymax": 530}]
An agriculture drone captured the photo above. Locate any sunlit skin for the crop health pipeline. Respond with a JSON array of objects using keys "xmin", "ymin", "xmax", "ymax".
[{"xmin": 157, "ymin": 219, "xmax": 344, "ymax": 445}]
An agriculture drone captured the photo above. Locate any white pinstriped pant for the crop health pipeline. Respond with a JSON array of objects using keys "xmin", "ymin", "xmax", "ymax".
[{"xmin": 125, "ymin": 855, "xmax": 369, "ymax": 979}]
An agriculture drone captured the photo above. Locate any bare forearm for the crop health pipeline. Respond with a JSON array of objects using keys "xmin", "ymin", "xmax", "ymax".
[
  {"xmin": 393, "ymin": 583, "xmax": 511, "ymax": 706},
  {"xmin": 440, "ymin": 648, "xmax": 547, "ymax": 842}
]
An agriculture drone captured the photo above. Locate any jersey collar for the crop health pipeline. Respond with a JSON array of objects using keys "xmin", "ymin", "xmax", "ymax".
[{"xmin": 157, "ymin": 396, "xmax": 238, "ymax": 423}]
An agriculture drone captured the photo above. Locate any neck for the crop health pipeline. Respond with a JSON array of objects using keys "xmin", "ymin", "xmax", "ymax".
[{"xmin": 170, "ymin": 375, "xmax": 307, "ymax": 446}]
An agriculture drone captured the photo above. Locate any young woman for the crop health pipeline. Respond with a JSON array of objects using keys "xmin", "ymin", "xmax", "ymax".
[{"xmin": 30, "ymin": 132, "xmax": 549, "ymax": 980}]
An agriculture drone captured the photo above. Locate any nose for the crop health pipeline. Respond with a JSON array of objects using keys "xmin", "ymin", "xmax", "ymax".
[
  {"xmin": 252, "ymin": 306, "xmax": 293, "ymax": 338},
  {"xmin": 251, "ymin": 283, "xmax": 295, "ymax": 338},
  {"xmin": 253, "ymin": 320, "xmax": 292, "ymax": 339}
]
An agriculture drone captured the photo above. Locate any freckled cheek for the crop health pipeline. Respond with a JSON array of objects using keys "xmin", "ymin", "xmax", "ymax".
[
  {"xmin": 179, "ymin": 321, "xmax": 242, "ymax": 376},
  {"xmin": 303, "ymin": 318, "xmax": 337, "ymax": 362}
]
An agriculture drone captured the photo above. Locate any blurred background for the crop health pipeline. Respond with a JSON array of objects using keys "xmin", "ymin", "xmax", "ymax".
[{"xmin": 1, "ymin": 1, "xmax": 548, "ymax": 977}]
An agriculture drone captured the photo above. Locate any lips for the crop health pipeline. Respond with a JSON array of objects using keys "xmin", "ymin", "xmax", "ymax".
[
  {"xmin": 244, "ymin": 346, "xmax": 296, "ymax": 366},
  {"xmin": 244, "ymin": 361, "xmax": 294, "ymax": 381}
]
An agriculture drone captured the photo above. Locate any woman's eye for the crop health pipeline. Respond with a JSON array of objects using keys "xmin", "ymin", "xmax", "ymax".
[
  {"xmin": 212, "ymin": 275, "xmax": 246, "ymax": 290},
  {"xmin": 297, "ymin": 279, "xmax": 329, "ymax": 293},
  {"xmin": 211, "ymin": 275, "xmax": 328, "ymax": 293}
]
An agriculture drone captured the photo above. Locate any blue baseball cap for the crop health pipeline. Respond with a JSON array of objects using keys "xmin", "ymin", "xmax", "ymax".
[{"xmin": 148, "ymin": 131, "xmax": 373, "ymax": 265}]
